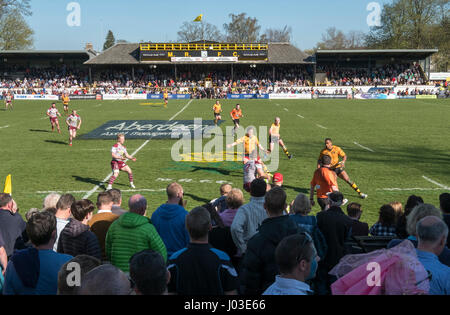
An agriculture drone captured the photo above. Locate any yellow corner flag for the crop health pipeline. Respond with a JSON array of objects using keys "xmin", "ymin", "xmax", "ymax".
[
  {"xmin": 193, "ymin": 14, "xmax": 203, "ymax": 22},
  {"xmin": 3, "ymin": 174, "xmax": 11, "ymax": 195}
]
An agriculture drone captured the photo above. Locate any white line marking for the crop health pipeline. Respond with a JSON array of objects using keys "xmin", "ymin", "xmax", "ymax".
[
  {"xmin": 297, "ymin": 114, "xmax": 304, "ymax": 118},
  {"xmin": 38, "ymin": 188, "xmax": 167, "ymax": 194},
  {"xmin": 316, "ymin": 124, "xmax": 327, "ymax": 129},
  {"xmin": 283, "ymin": 108, "xmax": 289, "ymax": 112},
  {"xmin": 0, "ymin": 125, "xmax": 9, "ymax": 129},
  {"xmin": 422, "ymin": 176, "xmax": 450, "ymax": 190},
  {"xmin": 353, "ymin": 142, "xmax": 375, "ymax": 152},
  {"xmin": 378, "ymin": 188, "xmax": 443, "ymax": 191},
  {"xmin": 82, "ymin": 99, "xmax": 194, "ymax": 199},
  {"xmin": 275, "ymin": 103, "xmax": 280, "ymax": 106}
]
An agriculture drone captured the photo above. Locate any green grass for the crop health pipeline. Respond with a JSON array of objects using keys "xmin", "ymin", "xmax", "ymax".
[{"xmin": 1, "ymin": 98, "xmax": 449, "ymax": 225}]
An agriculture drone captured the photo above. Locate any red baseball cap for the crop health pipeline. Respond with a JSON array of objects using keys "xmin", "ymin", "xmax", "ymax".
[{"xmin": 273, "ymin": 173, "xmax": 283, "ymax": 183}]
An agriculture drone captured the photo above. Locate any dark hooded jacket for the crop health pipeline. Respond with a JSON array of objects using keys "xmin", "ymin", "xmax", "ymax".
[
  {"xmin": 57, "ymin": 219, "xmax": 102, "ymax": 260},
  {"xmin": 240, "ymin": 215, "xmax": 300, "ymax": 295}
]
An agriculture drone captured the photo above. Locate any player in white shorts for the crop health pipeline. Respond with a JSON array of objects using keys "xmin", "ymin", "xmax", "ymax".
[
  {"xmin": 4, "ymin": 92, "xmax": 13, "ymax": 110},
  {"xmin": 243, "ymin": 159, "xmax": 270, "ymax": 192},
  {"xmin": 47, "ymin": 103, "xmax": 62, "ymax": 133},
  {"xmin": 107, "ymin": 133, "xmax": 137, "ymax": 190},
  {"xmin": 65, "ymin": 110, "xmax": 82, "ymax": 146}
]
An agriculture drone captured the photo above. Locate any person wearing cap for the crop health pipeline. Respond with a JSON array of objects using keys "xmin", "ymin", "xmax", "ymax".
[{"xmin": 272, "ymin": 173, "xmax": 283, "ymax": 187}]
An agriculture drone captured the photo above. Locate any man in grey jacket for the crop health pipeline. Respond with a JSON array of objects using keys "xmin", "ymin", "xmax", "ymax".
[{"xmin": 231, "ymin": 179, "xmax": 267, "ymax": 256}]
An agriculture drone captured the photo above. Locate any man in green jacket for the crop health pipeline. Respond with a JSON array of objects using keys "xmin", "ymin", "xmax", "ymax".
[{"xmin": 106, "ymin": 195, "xmax": 167, "ymax": 272}]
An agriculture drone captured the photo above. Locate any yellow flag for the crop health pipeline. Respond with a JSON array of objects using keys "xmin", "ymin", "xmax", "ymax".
[
  {"xmin": 193, "ymin": 14, "xmax": 203, "ymax": 22},
  {"xmin": 3, "ymin": 174, "xmax": 11, "ymax": 195}
]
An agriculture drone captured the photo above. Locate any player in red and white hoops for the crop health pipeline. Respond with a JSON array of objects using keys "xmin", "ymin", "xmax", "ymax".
[
  {"xmin": 65, "ymin": 110, "xmax": 82, "ymax": 146},
  {"xmin": 46, "ymin": 103, "xmax": 62, "ymax": 133},
  {"xmin": 4, "ymin": 91, "xmax": 13, "ymax": 110},
  {"xmin": 107, "ymin": 133, "xmax": 137, "ymax": 190}
]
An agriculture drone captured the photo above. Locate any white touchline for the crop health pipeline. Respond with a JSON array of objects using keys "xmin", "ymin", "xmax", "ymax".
[
  {"xmin": 316, "ymin": 124, "xmax": 327, "ymax": 129},
  {"xmin": 283, "ymin": 108, "xmax": 289, "ymax": 112},
  {"xmin": 297, "ymin": 114, "xmax": 304, "ymax": 118},
  {"xmin": 0, "ymin": 125, "xmax": 9, "ymax": 129},
  {"xmin": 82, "ymin": 99, "xmax": 194, "ymax": 199},
  {"xmin": 378, "ymin": 188, "xmax": 442, "ymax": 191},
  {"xmin": 422, "ymin": 176, "xmax": 450, "ymax": 190},
  {"xmin": 353, "ymin": 141, "xmax": 375, "ymax": 152}
]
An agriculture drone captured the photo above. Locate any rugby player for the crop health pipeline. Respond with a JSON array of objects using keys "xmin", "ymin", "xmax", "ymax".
[
  {"xmin": 65, "ymin": 110, "xmax": 82, "ymax": 146},
  {"xmin": 62, "ymin": 93, "xmax": 70, "ymax": 115},
  {"xmin": 107, "ymin": 133, "xmax": 137, "ymax": 190},
  {"xmin": 230, "ymin": 104, "xmax": 243, "ymax": 135},
  {"xmin": 46, "ymin": 103, "xmax": 62, "ymax": 133},
  {"xmin": 310, "ymin": 155, "xmax": 339, "ymax": 210},
  {"xmin": 212, "ymin": 100, "xmax": 222, "ymax": 125},
  {"xmin": 4, "ymin": 91, "xmax": 13, "ymax": 110},
  {"xmin": 227, "ymin": 127, "xmax": 269, "ymax": 165},
  {"xmin": 163, "ymin": 89, "xmax": 169, "ymax": 107},
  {"xmin": 243, "ymin": 159, "xmax": 270, "ymax": 193},
  {"xmin": 318, "ymin": 138, "xmax": 367, "ymax": 199},
  {"xmin": 268, "ymin": 117, "xmax": 292, "ymax": 159}
]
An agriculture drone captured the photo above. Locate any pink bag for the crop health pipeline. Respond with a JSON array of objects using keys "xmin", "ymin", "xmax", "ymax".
[{"xmin": 330, "ymin": 240, "xmax": 429, "ymax": 295}]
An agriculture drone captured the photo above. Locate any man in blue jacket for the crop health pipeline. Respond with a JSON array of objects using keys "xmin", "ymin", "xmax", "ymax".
[{"xmin": 151, "ymin": 182, "xmax": 190, "ymax": 257}]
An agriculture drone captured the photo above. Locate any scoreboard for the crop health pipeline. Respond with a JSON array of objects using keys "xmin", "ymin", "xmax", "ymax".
[{"xmin": 140, "ymin": 43, "xmax": 268, "ymax": 62}]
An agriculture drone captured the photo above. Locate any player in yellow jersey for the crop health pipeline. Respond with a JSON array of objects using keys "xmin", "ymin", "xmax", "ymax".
[
  {"xmin": 212, "ymin": 100, "xmax": 222, "ymax": 125},
  {"xmin": 163, "ymin": 90, "xmax": 169, "ymax": 107},
  {"xmin": 227, "ymin": 127, "xmax": 269, "ymax": 164},
  {"xmin": 62, "ymin": 93, "xmax": 70, "ymax": 115},
  {"xmin": 268, "ymin": 117, "xmax": 292, "ymax": 159},
  {"xmin": 318, "ymin": 138, "xmax": 367, "ymax": 199}
]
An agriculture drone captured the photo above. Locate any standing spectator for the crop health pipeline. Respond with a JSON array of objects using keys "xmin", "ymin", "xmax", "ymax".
[
  {"xmin": 106, "ymin": 195, "xmax": 167, "ymax": 272},
  {"xmin": 220, "ymin": 188, "xmax": 244, "ymax": 227},
  {"xmin": 369, "ymin": 205, "xmax": 397, "ymax": 237},
  {"xmin": 240, "ymin": 187, "xmax": 300, "ymax": 295},
  {"xmin": 0, "ymin": 193, "xmax": 26, "ymax": 258},
  {"xmin": 309, "ymin": 155, "xmax": 338, "ymax": 211},
  {"xmin": 57, "ymin": 255, "xmax": 101, "ymax": 295},
  {"xmin": 88, "ymin": 191, "xmax": 119, "ymax": 261},
  {"xmin": 151, "ymin": 183, "xmax": 190, "ymax": 257},
  {"xmin": 396, "ymin": 195, "xmax": 424, "ymax": 239},
  {"xmin": 439, "ymin": 193, "xmax": 450, "ymax": 245},
  {"xmin": 231, "ymin": 179, "xmax": 268, "ymax": 256},
  {"xmin": 53, "ymin": 194, "xmax": 76, "ymax": 251},
  {"xmin": 3, "ymin": 211, "xmax": 72, "ymax": 295},
  {"xmin": 42, "ymin": 193, "xmax": 61, "ymax": 210},
  {"xmin": 263, "ymin": 233, "xmax": 318, "ymax": 295},
  {"xmin": 167, "ymin": 207, "xmax": 239, "ymax": 295},
  {"xmin": 346, "ymin": 202, "xmax": 369, "ymax": 236},
  {"xmin": 108, "ymin": 188, "xmax": 127, "ymax": 216},
  {"xmin": 129, "ymin": 250, "xmax": 170, "ymax": 295},
  {"xmin": 315, "ymin": 191, "xmax": 353, "ymax": 295},
  {"xmin": 57, "ymin": 199, "xmax": 102, "ymax": 260},
  {"xmin": 0, "ymin": 233, "xmax": 7, "ymax": 275},
  {"xmin": 77, "ymin": 264, "xmax": 133, "ymax": 295},
  {"xmin": 211, "ymin": 183, "xmax": 232, "ymax": 213},
  {"xmin": 415, "ymin": 216, "xmax": 450, "ymax": 295}
]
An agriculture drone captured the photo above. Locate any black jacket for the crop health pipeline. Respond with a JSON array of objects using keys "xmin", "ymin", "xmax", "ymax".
[
  {"xmin": 317, "ymin": 206, "xmax": 353, "ymax": 270},
  {"xmin": 240, "ymin": 215, "xmax": 300, "ymax": 295},
  {"xmin": 0, "ymin": 209, "xmax": 26, "ymax": 257},
  {"xmin": 57, "ymin": 219, "xmax": 102, "ymax": 260}
]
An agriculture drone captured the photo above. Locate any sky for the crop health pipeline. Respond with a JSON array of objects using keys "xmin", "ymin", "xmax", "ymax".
[{"xmin": 25, "ymin": 0, "xmax": 392, "ymax": 51}]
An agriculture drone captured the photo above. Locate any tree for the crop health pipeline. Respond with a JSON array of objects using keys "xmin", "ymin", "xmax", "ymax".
[
  {"xmin": 177, "ymin": 21, "xmax": 223, "ymax": 42},
  {"xmin": 316, "ymin": 27, "xmax": 348, "ymax": 49},
  {"xmin": 0, "ymin": 0, "xmax": 31, "ymax": 18},
  {"xmin": 223, "ymin": 13, "xmax": 262, "ymax": 42},
  {"xmin": 261, "ymin": 26, "xmax": 292, "ymax": 43},
  {"xmin": 103, "ymin": 30, "xmax": 116, "ymax": 51},
  {"xmin": 0, "ymin": 9, "xmax": 33, "ymax": 50}
]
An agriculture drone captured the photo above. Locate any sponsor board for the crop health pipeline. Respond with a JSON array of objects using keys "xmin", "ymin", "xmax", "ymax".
[
  {"xmin": 354, "ymin": 93, "xmax": 397, "ymax": 100},
  {"xmin": 416, "ymin": 95, "xmax": 437, "ymax": 99},
  {"xmin": 396, "ymin": 96, "xmax": 417, "ymax": 99},
  {"xmin": 69, "ymin": 94, "xmax": 97, "ymax": 100},
  {"xmin": 316, "ymin": 94, "xmax": 348, "ymax": 99},
  {"xmin": 269, "ymin": 93, "xmax": 311, "ymax": 99},
  {"xmin": 13, "ymin": 94, "xmax": 59, "ymax": 100},
  {"xmin": 146, "ymin": 94, "xmax": 191, "ymax": 100},
  {"xmin": 227, "ymin": 94, "xmax": 269, "ymax": 99},
  {"xmin": 81, "ymin": 119, "xmax": 223, "ymax": 140}
]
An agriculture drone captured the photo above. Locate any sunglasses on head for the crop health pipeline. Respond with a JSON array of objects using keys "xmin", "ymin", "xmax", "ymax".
[{"xmin": 295, "ymin": 232, "xmax": 314, "ymax": 263}]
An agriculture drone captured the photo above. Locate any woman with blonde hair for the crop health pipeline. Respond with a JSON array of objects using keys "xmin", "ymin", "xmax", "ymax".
[{"xmin": 219, "ymin": 188, "xmax": 245, "ymax": 227}]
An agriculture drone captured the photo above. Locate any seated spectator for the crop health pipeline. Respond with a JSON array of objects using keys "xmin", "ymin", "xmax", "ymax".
[
  {"xmin": 129, "ymin": 250, "xmax": 170, "ymax": 295},
  {"xmin": 231, "ymin": 179, "xmax": 268, "ymax": 256},
  {"xmin": 0, "ymin": 193, "xmax": 26, "ymax": 258},
  {"xmin": 88, "ymin": 191, "xmax": 119, "ymax": 261},
  {"xmin": 272, "ymin": 173, "xmax": 284, "ymax": 188},
  {"xmin": 388, "ymin": 203, "xmax": 450, "ymax": 266},
  {"xmin": 151, "ymin": 183, "xmax": 190, "ymax": 257},
  {"xmin": 25, "ymin": 208, "xmax": 40, "ymax": 221},
  {"xmin": 396, "ymin": 195, "xmax": 423, "ymax": 239},
  {"xmin": 289, "ymin": 193, "xmax": 327, "ymax": 260},
  {"xmin": 54, "ymin": 194, "xmax": 76, "ymax": 251},
  {"xmin": 316, "ymin": 191, "xmax": 353, "ymax": 295},
  {"xmin": 77, "ymin": 264, "xmax": 133, "ymax": 295},
  {"xmin": 263, "ymin": 233, "xmax": 318, "ymax": 295},
  {"xmin": 415, "ymin": 216, "xmax": 450, "ymax": 295},
  {"xmin": 240, "ymin": 187, "xmax": 300, "ymax": 295},
  {"xmin": 369, "ymin": 204, "xmax": 397, "ymax": 237},
  {"xmin": 167, "ymin": 207, "xmax": 239, "ymax": 295},
  {"xmin": 346, "ymin": 202, "xmax": 369, "ymax": 236},
  {"xmin": 220, "ymin": 188, "xmax": 244, "ymax": 227},
  {"xmin": 108, "ymin": 188, "xmax": 127, "ymax": 216},
  {"xmin": 106, "ymin": 195, "xmax": 167, "ymax": 272},
  {"xmin": 57, "ymin": 200, "xmax": 102, "ymax": 260},
  {"xmin": 439, "ymin": 193, "xmax": 450, "ymax": 245},
  {"xmin": 57, "ymin": 255, "xmax": 101, "ymax": 295},
  {"xmin": 211, "ymin": 183, "xmax": 232, "ymax": 213},
  {"xmin": 3, "ymin": 211, "xmax": 72, "ymax": 295},
  {"xmin": 43, "ymin": 193, "xmax": 61, "ymax": 210},
  {"xmin": 389, "ymin": 201, "xmax": 403, "ymax": 224}
]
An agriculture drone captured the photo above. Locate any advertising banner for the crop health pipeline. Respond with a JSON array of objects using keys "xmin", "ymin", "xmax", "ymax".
[
  {"xmin": 269, "ymin": 94, "xmax": 311, "ymax": 99},
  {"xmin": 415, "ymin": 95, "xmax": 437, "ymax": 99},
  {"xmin": 69, "ymin": 94, "xmax": 97, "ymax": 100},
  {"xmin": 227, "ymin": 94, "xmax": 269, "ymax": 99},
  {"xmin": 13, "ymin": 95, "xmax": 59, "ymax": 100}
]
